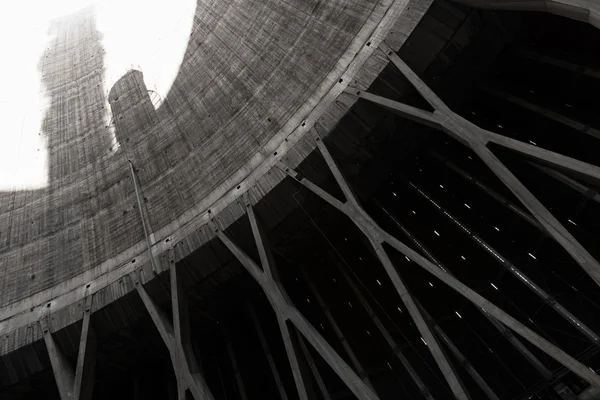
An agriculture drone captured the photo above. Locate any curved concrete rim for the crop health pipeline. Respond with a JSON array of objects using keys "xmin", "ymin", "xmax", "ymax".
[{"xmin": 0, "ymin": 0, "xmax": 411, "ymax": 350}]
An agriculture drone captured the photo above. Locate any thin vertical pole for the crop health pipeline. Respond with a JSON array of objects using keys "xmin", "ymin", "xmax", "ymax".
[
  {"xmin": 247, "ymin": 302, "xmax": 289, "ymax": 400},
  {"xmin": 128, "ymin": 160, "xmax": 158, "ymax": 274},
  {"xmin": 370, "ymin": 238, "xmax": 472, "ymax": 400},
  {"xmin": 212, "ymin": 208, "xmax": 379, "ymax": 400},
  {"xmin": 301, "ymin": 268, "xmax": 377, "ymax": 393},
  {"xmin": 417, "ymin": 302, "xmax": 500, "ymax": 400},
  {"xmin": 223, "ymin": 326, "xmax": 249, "ymax": 400},
  {"xmin": 313, "ymin": 136, "xmax": 472, "ymax": 400},
  {"xmin": 298, "ymin": 334, "xmax": 333, "ymax": 400},
  {"xmin": 332, "ymin": 256, "xmax": 436, "ymax": 400},
  {"xmin": 410, "ymin": 182, "xmax": 600, "ymax": 344}
]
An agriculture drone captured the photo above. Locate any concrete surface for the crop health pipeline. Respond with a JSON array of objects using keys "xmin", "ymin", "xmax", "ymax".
[{"xmin": 0, "ymin": 0, "xmax": 429, "ymax": 355}]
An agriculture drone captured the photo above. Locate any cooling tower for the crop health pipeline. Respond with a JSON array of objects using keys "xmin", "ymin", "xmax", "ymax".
[{"xmin": 1, "ymin": 0, "xmax": 600, "ymax": 399}]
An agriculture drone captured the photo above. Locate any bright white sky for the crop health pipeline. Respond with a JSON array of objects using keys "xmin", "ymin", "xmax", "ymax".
[{"xmin": 0, "ymin": 0, "xmax": 195, "ymax": 190}]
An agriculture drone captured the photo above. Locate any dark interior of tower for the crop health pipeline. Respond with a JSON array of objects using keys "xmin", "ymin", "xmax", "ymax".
[{"xmin": 2, "ymin": 1, "xmax": 600, "ymax": 400}]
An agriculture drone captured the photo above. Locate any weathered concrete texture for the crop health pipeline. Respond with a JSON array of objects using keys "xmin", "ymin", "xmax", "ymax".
[
  {"xmin": 0, "ymin": 0, "xmax": 427, "ymax": 354},
  {"xmin": 109, "ymin": 71, "xmax": 158, "ymax": 145}
]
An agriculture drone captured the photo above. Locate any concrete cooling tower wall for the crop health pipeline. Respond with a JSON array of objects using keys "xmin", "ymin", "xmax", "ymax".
[{"xmin": 0, "ymin": 0, "xmax": 426, "ymax": 355}]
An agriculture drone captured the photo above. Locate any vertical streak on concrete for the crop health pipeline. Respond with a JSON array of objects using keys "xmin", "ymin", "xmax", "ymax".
[
  {"xmin": 300, "ymin": 268, "xmax": 377, "ymax": 393},
  {"xmin": 246, "ymin": 302, "xmax": 289, "ymax": 400},
  {"xmin": 130, "ymin": 271, "xmax": 176, "ymax": 356},
  {"xmin": 332, "ymin": 256, "xmax": 436, "ymax": 400},
  {"xmin": 378, "ymin": 206, "xmax": 553, "ymax": 381},
  {"xmin": 222, "ymin": 326, "xmax": 249, "ymax": 400},
  {"xmin": 410, "ymin": 182, "xmax": 600, "ymax": 344},
  {"xmin": 128, "ymin": 160, "xmax": 158, "ymax": 274}
]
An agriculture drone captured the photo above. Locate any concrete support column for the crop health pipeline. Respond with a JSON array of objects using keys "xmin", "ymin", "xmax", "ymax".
[
  {"xmin": 222, "ymin": 326, "xmax": 248, "ymax": 400},
  {"xmin": 344, "ymin": 40, "xmax": 600, "ymax": 289},
  {"xmin": 377, "ymin": 205, "xmax": 553, "ymax": 381},
  {"xmin": 284, "ymin": 133, "xmax": 472, "ymax": 400},
  {"xmin": 277, "ymin": 315, "xmax": 317, "ymax": 400},
  {"xmin": 209, "ymin": 194, "xmax": 379, "ymax": 400},
  {"xmin": 382, "ymin": 224, "xmax": 600, "ymax": 388},
  {"xmin": 129, "ymin": 267, "xmax": 214, "ymax": 400},
  {"xmin": 410, "ymin": 182, "xmax": 600, "ymax": 344},
  {"xmin": 247, "ymin": 302, "xmax": 289, "ymax": 400},
  {"xmin": 297, "ymin": 335, "xmax": 332, "ymax": 400},
  {"xmin": 170, "ymin": 263, "xmax": 213, "ymax": 400},
  {"xmin": 278, "ymin": 125, "xmax": 600, "ymax": 388},
  {"xmin": 40, "ymin": 295, "xmax": 96, "ymax": 400},
  {"xmin": 300, "ymin": 268, "xmax": 377, "ymax": 393},
  {"xmin": 74, "ymin": 296, "xmax": 97, "ymax": 400},
  {"xmin": 331, "ymin": 255, "xmax": 436, "ymax": 400}
]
